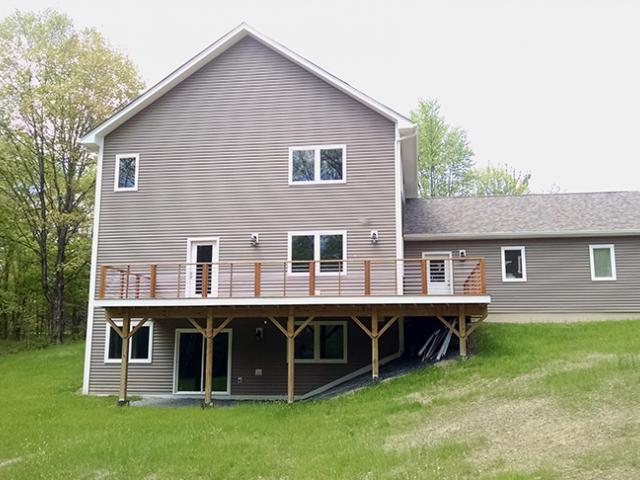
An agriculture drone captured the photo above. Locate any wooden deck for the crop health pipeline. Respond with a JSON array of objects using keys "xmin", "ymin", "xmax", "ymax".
[{"xmin": 97, "ymin": 257, "xmax": 487, "ymax": 301}]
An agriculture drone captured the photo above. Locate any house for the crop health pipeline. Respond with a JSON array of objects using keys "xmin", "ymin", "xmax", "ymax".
[{"xmin": 79, "ymin": 24, "xmax": 639, "ymax": 405}]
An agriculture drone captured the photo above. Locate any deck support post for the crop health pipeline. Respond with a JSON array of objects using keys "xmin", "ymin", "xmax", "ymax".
[
  {"xmin": 459, "ymin": 305, "xmax": 467, "ymax": 358},
  {"xmin": 203, "ymin": 309, "xmax": 214, "ymax": 408},
  {"xmin": 371, "ymin": 308, "xmax": 379, "ymax": 381},
  {"xmin": 287, "ymin": 310, "xmax": 295, "ymax": 404},
  {"xmin": 118, "ymin": 311, "xmax": 131, "ymax": 406}
]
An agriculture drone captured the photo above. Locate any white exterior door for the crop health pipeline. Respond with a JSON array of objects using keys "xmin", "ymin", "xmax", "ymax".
[
  {"xmin": 187, "ymin": 239, "xmax": 219, "ymax": 297},
  {"xmin": 422, "ymin": 251, "xmax": 453, "ymax": 295}
]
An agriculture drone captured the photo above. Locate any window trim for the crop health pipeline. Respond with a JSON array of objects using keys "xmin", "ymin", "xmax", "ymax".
[
  {"xmin": 104, "ymin": 320, "xmax": 153, "ymax": 364},
  {"xmin": 294, "ymin": 320, "xmax": 348, "ymax": 364},
  {"xmin": 288, "ymin": 145, "xmax": 347, "ymax": 185},
  {"xmin": 589, "ymin": 244, "xmax": 617, "ymax": 281},
  {"xmin": 501, "ymin": 246, "xmax": 527, "ymax": 282},
  {"xmin": 114, "ymin": 153, "xmax": 140, "ymax": 192},
  {"xmin": 287, "ymin": 230, "xmax": 348, "ymax": 276}
]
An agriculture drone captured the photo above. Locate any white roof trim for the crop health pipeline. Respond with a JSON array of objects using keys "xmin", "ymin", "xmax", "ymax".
[
  {"xmin": 404, "ymin": 229, "xmax": 640, "ymax": 241},
  {"xmin": 80, "ymin": 23, "xmax": 414, "ymax": 148}
]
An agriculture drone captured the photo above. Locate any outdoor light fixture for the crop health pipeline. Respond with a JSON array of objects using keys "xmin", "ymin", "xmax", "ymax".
[
  {"xmin": 250, "ymin": 233, "xmax": 259, "ymax": 246},
  {"xmin": 370, "ymin": 230, "xmax": 379, "ymax": 244}
]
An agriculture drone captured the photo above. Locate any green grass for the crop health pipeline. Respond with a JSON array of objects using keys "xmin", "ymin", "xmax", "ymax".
[{"xmin": 0, "ymin": 321, "xmax": 639, "ymax": 479}]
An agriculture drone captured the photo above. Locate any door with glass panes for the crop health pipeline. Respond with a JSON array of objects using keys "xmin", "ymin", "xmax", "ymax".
[
  {"xmin": 174, "ymin": 329, "xmax": 231, "ymax": 394},
  {"xmin": 187, "ymin": 239, "xmax": 218, "ymax": 297}
]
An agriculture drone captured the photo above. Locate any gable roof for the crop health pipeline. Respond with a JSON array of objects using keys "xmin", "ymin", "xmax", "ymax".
[
  {"xmin": 404, "ymin": 191, "xmax": 640, "ymax": 239},
  {"xmin": 80, "ymin": 23, "xmax": 415, "ymax": 148}
]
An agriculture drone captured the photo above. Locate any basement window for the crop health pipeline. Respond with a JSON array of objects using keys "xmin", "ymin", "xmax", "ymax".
[
  {"xmin": 104, "ymin": 320, "xmax": 153, "ymax": 363},
  {"xmin": 294, "ymin": 321, "xmax": 347, "ymax": 363},
  {"xmin": 115, "ymin": 154, "xmax": 139, "ymax": 191},
  {"xmin": 289, "ymin": 145, "xmax": 346, "ymax": 184},
  {"xmin": 501, "ymin": 246, "xmax": 527, "ymax": 282},
  {"xmin": 590, "ymin": 244, "xmax": 616, "ymax": 281}
]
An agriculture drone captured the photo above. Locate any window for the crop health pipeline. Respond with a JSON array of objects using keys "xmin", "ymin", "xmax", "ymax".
[
  {"xmin": 289, "ymin": 145, "xmax": 346, "ymax": 184},
  {"xmin": 115, "ymin": 154, "xmax": 139, "ymax": 191},
  {"xmin": 289, "ymin": 231, "xmax": 346, "ymax": 274},
  {"xmin": 501, "ymin": 246, "xmax": 527, "ymax": 282},
  {"xmin": 294, "ymin": 321, "xmax": 347, "ymax": 363},
  {"xmin": 589, "ymin": 244, "xmax": 616, "ymax": 281},
  {"xmin": 104, "ymin": 320, "xmax": 153, "ymax": 363}
]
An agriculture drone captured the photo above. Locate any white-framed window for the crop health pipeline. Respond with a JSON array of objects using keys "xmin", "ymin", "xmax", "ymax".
[
  {"xmin": 501, "ymin": 246, "xmax": 527, "ymax": 282},
  {"xmin": 114, "ymin": 153, "xmax": 139, "ymax": 191},
  {"xmin": 104, "ymin": 320, "xmax": 153, "ymax": 364},
  {"xmin": 294, "ymin": 320, "xmax": 347, "ymax": 363},
  {"xmin": 288, "ymin": 230, "xmax": 347, "ymax": 275},
  {"xmin": 288, "ymin": 145, "xmax": 346, "ymax": 184},
  {"xmin": 589, "ymin": 244, "xmax": 617, "ymax": 281}
]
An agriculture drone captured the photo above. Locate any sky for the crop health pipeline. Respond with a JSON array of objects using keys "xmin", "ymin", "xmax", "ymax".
[{"xmin": 2, "ymin": 0, "xmax": 639, "ymax": 193}]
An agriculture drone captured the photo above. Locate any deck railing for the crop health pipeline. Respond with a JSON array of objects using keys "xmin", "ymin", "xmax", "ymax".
[{"xmin": 97, "ymin": 257, "xmax": 486, "ymax": 300}]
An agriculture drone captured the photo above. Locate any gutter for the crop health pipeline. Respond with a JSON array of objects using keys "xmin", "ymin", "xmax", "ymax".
[{"xmin": 404, "ymin": 229, "xmax": 640, "ymax": 241}]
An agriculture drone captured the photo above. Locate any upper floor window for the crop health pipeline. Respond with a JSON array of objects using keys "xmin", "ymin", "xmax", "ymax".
[
  {"xmin": 104, "ymin": 320, "xmax": 153, "ymax": 363},
  {"xmin": 115, "ymin": 154, "xmax": 139, "ymax": 191},
  {"xmin": 289, "ymin": 231, "xmax": 346, "ymax": 274},
  {"xmin": 501, "ymin": 246, "xmax": 527, "ymax": 282},
  {"xmin": 289, "ymin": 145, "xmax": 346, "ymax": 184},
  {"xmin": 589, "ymin": 244, "xmax": 616, "ymax": 281}
]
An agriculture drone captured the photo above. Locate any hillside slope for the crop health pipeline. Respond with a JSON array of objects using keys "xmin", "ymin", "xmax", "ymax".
[{"xmin": 0, "ymin": 322, "xmax": 638, "ymax": 479}]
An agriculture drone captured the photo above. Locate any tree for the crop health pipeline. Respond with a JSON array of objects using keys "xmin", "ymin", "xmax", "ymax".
[
  {"xmin": 0, "ymin": 10, "xmax": 143, "ymax": 343},
  {"xmin": 471, "ymin": 163, "xmax": 531, "ymax": 196},
  {"xmin": 410, "ymin": 99, "xmax": 474, "ymax": 197}
]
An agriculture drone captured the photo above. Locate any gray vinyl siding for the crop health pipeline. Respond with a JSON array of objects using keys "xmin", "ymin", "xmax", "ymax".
[
  {"xmin": 88, "ymin": 36, "xmax": 398, "ymax": 394},
  {"xmin": 405, "ymin": 236, "xmax": 640, "ymax": 313},
  {"xmin": 89, "ymin": 314, "xmax": 400, "ymax": 396}
]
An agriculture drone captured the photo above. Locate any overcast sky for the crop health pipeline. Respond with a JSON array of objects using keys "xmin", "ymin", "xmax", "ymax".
[{"xmin": 2, "ymin": 0, "xmax": 639, "ymax": 193}]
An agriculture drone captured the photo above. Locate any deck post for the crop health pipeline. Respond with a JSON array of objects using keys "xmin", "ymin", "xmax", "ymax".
[
  {"xmin": 371, "ymin": 308, "xmax": 379, "ymax": 381},
  {"xmin": 118, "ymin": 312, "xmax": 131, "ymax": 406},
  {"xmin": 203, "ymin": 310, "xmax": 214, "ymax": 407},
  {"xmin": 459, "ymin": 305, "xmax": 467, "ymax": 358},
  {"xmin": 287, "ymin": 310, "xmax": 295, "ymax": 404}
]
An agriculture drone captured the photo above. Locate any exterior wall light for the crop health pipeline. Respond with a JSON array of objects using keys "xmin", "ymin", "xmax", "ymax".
[
  {"xmin": 250, "ymin": 233, "xmax": 259, "ymax": 246},
  {"xmin": 370, "ymin": 230, "xmax": 379, "ymax": 244}
]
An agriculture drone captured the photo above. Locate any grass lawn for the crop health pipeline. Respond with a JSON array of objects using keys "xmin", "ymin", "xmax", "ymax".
[{"xmin": 0, "ymin": 321, "xmax": 639, "ymax": 479}]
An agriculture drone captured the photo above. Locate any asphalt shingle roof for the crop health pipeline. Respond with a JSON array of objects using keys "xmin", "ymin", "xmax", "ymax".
[{"xmin": 404, "ymin": 191, "xmax": 640, "ymax": 237}]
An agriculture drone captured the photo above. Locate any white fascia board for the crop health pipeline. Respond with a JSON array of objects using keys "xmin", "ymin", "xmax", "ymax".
[
  {"xmin": 94, "ymin": 295, "xmax": 491, "ymax": 308},
  {"xmin": 404, "ymin": 230, "xmax": 640, "ymax": 241},
  {"xmin": 80, "ymin": 23, "xmax": 414, "ymax": 148}
]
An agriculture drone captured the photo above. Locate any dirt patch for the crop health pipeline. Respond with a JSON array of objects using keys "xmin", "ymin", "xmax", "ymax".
[
  {"xmin": 0, "ymin": 457, "xmax": 22, "ymax": 469},
  {"xmin": 387, "ymin": 354, "xmax": 639, "ymax": 479}
]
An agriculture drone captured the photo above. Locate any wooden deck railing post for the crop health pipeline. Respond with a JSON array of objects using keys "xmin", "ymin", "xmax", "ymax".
[
  {"xmin": 308, "ymin": 261, "xmax": 316, "ymax": 296},
  {"xmin": 149, "ymin": 264, "xmax": 157, "ymax": 298},
  {"xmin": 124, "ymin": 265, "xmax": 131, "ymax": 299},
  {"xmin": 420, "ymin": 259, "xmax": 428, "ymax": 295},
  {"xmin": 364, "ymin": 260, "xmax": 371, "ymax": 296},
  {"xmin": 118, "ymin": 312, "xmax": 131, "ymax": 405},
  {"xmin": 254, "ymin": 262, "xmax": 261, "ymax": 297},
  {"xmin": 201, "ymin": 263, "xmax": 209, "ymax": 298},
  {"xmin": 479, "ymin": 258, "xmax": 486, "ymax": 294},
  {"xmin": 134, "ymin": 274, "xmax": 141, "ymax": 299},
  {"xmin": 98, "ymin": 265, "xmax": 108, "ymax": 299}
]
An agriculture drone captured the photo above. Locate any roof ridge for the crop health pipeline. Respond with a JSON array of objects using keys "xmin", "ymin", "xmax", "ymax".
[{"xmin": 409, "ymin": 190, "xmax": 640, "ymax": 201}]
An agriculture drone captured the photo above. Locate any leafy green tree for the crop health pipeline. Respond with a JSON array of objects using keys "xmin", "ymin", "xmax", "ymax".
[
  {"xmin": 471, "ymin": 163, "xmax": 531, "ymax": 196},
  {"xmin": 410, "ymin": 99, "xmax": 474, "ymax": 197},
  {"xmin": 0, "ymin": 10, "xmax": 143, "ymax": 343}
]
